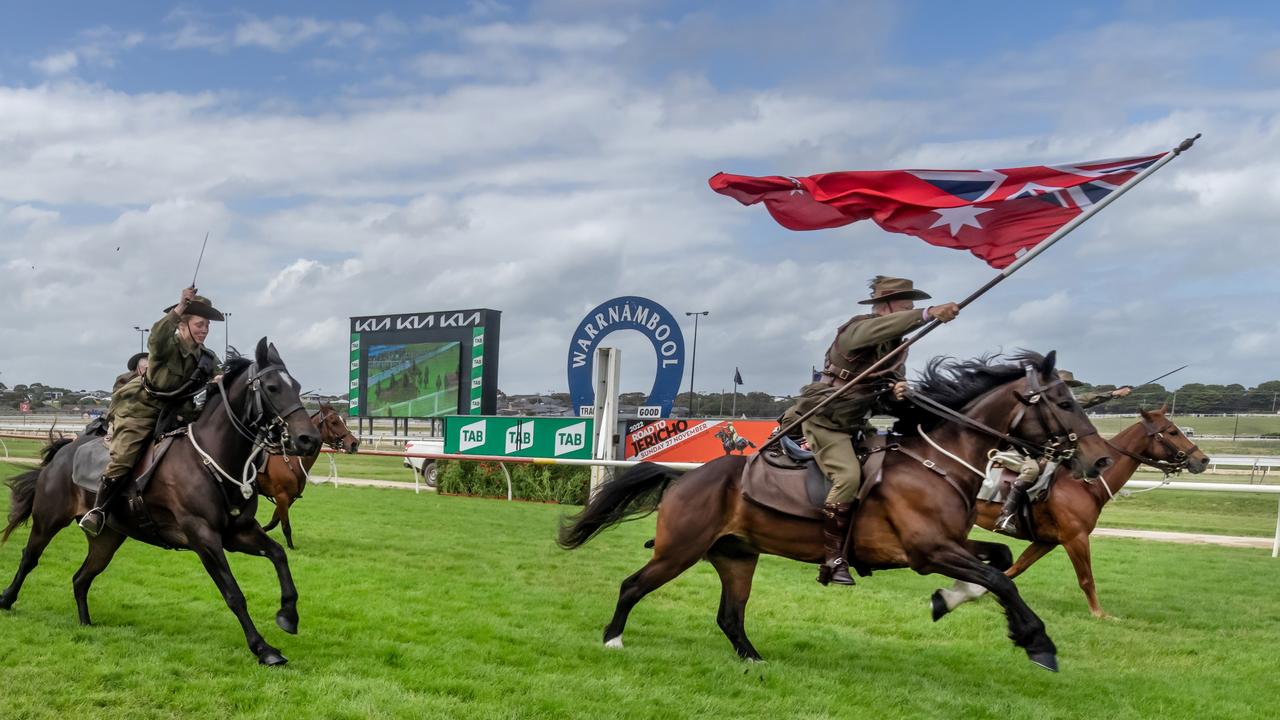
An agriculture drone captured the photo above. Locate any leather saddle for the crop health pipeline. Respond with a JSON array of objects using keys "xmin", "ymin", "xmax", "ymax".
[
  {"xmin": 72, "ymin": 432, "xmax": 182, "ymax": 495},
  {"xmin": 741, "ymin": 435, "xmax": 891, "ymax": 521}
]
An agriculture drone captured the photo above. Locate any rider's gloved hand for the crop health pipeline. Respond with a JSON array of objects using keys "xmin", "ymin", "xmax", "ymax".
[
  {"xmin": 928, "ymin": 303, "xmax": 961, "ymax": 322},
  {"xmin": 892, "ymin": 381, "xmax": 910, "ymax": 401}
]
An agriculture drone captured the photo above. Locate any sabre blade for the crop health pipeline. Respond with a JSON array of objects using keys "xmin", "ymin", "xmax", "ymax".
[
  {"xmin": 191, "ymin": 231, "xmax": 209, "ymax": 289},
  {"xmin": 1132, "ymin": 364, "xmax": 1189, "ymax": 389}
]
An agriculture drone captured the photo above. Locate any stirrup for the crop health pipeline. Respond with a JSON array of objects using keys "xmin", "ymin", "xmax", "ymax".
[
  {"xmin": 994, "ymin": 513, "xmax": 1018, "ymax": 535},
  {"xmin": 79, "ymin": 510, "xmax": 106, "ymax": 537}
]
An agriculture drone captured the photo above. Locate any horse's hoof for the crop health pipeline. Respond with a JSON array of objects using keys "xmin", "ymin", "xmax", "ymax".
[
  {"xmin": 1027, "ymin": 651, "xmax": 1058, "ymax": 672},
  {"xmin": 0, "ymin": 596, "xmax": 14, "ymax": 611},
  {"xmin": 276, "ymin": 612, "xmax": 299, "ymax": 635},
  {"xmin": 930, "ymin": 590, "xmax": 949, "ymax": 622},
  {"xmin": 603, "ymin": 636, "xmax": 623, "ymax": 649},
  {"xmin": 258, "ymin": 650, "xmax": 289, "ymax": 666}
]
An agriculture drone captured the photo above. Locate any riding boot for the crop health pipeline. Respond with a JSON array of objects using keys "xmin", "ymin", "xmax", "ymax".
[
  {"xmin": 994, "ymin": 484, "xmax": 1028, "ymax": 536},
  {"xmin": 79, "ymin": 474, "xmax": 125, "ymax": 537},
  {"xmin": 817, "ymin": 502, "xmax": 855, "ymax": 586}
]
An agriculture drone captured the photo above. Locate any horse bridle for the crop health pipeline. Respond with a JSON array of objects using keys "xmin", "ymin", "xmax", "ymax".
[
  {"xmin": 1106, "ymin": 416, "xmax": 1201, "ymax": 475},
  {"xmin": 310, "ymin": 409, "xmax": 355, "ymax": 451},
  {"xmin": 215, "ymin": 362, "xmax": 307, "ymax": 454},
  {"xmin": 1009, "ymin": 365, "xmax": 1100, "ymax": 464},
  {"xmin": 907, "ymin": 366, "xmax": 1095, "ymax": 465},
  {"xmin": 187, "ymin": 361, "xmax": 308, "ymax": 503}
]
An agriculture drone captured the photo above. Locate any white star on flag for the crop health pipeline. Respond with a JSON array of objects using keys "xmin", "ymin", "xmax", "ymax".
[{"xmin": 929, "ymin": 206, "xmax": 991, "ymax": 235}]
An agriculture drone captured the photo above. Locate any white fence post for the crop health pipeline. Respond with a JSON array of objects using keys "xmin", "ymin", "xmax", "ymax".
[
  {"xmin": 589, "ymin": 347, "xmax": 621, "ymax": 500},
  {"xmin": 1273, "ymin": 494, "xmax": 1279, "ymax": 559}
]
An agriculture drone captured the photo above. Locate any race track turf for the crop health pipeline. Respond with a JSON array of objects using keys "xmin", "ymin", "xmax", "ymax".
[{"xmin": 0, "ymin": 463, "xmax": 1276, "ymax": 719}]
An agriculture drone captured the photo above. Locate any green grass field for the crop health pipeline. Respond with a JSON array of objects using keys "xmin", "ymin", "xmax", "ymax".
[
  {"xmin": 1089, "ymin": 414, "xmax": 1280, "ymax": 437},
  {"xmin": 1, "ymin": 463, "xmax": 1278, "ymax": 719}
]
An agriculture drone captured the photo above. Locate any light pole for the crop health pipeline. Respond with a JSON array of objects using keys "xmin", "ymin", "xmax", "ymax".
[
  {"xmin": 132, "ymin": 325, "xmax": 150, "ymax": 352},
  {"xmin": 684, "ymin": 311, "xmax": 709, "ymax": 417},
  {"xmin": 224, "ymin": 312, "xmax": 232, "ymax": 359}
]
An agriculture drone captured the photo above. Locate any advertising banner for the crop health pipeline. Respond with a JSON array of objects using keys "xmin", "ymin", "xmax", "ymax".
[
  {"xmin": 443, "ymin": 416, "xmax": 594, "ymax": 460},
  {"xmin": 622, "ymin": 419, "xmax": 777, "ymax": 463}
]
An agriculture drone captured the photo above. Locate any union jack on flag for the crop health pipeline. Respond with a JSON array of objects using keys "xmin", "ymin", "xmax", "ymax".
[{"xmin": 709, "ymin": 154, "xmax": 1165, "ymax": 268}]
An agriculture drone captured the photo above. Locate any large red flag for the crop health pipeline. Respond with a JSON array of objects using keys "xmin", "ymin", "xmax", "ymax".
[{"xmin": 709, "ymin": 154, "xmax": 1165, "ymax": 268}]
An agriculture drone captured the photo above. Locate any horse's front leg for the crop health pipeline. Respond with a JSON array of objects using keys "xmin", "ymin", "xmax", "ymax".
[
  {"xmin": 189, "ymin": 525, "xmax": 287, "ymax": 665},
  {"xmin": 225, "ymin": 523, "xmax": 299, "ymax": 635}
]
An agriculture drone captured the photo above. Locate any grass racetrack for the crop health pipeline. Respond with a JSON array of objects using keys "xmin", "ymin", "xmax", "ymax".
[{"xmin": 1, "ymin": 461, "xmax": 1278, "ymax": 719}]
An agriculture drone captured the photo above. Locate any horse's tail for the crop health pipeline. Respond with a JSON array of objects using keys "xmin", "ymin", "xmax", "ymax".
[
  {"xmin": 557, "ymin": 462, "xmax": 678, "ymax": 550},
  {"xmin": 2, "ymin": 469, "xmax": 40, "ymax": 543},
  {"xmin": 2, "ymin": 437, "xmax": 67, "ymax": 542}
]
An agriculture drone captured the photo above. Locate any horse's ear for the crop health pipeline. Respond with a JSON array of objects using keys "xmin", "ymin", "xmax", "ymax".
[
  {"xmin": 1157, "ymin": 403, "xmax": 1169, "ymax": 414},
  {"xmin": 267, "ymin": 342, "xmax": 283, "ymax": 365},
  {"xmin": 1139, "ymin": 406, "xmax": 1152, "ymax": 420},
  {"xmin": 1042, "ymin": 350, "xmax": 1057, "ymax": 378},
  {"xmin": 255, "ymin": 337, "xmax": 269, "ymax": 366}
]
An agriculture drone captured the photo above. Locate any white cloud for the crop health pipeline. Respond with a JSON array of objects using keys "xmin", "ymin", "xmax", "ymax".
[
  {"xmin": 462, "ymin": 21, "xmax": 627, "ymax": 51},
  {"xmin": 31, "ymin": 51, "xmax": 78, "ymax": 75},
  {"xmin": 3, "ymin": 10, "xmax": 1279, "ymax": 397}
]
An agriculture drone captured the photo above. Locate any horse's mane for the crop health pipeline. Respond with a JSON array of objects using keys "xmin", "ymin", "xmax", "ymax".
[
  {"xmin": 204, "ymin": 357, "xmax": 254, "ymax": 406},
  {"xmin": 898, "ymin": 350, "xmax": 1051, "ymax": 430}
]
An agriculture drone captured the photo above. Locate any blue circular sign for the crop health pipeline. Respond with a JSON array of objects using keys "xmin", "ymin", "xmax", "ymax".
[{"xmin": 567, "ymin": 296, "xmax": 685, "ymax": 417}]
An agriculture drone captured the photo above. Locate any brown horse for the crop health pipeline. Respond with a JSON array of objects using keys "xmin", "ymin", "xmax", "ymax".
[
  {"xmin": 0, "ymin": 339, "xmax": 319, "ymax": 665},
  {"xmin": 932, "ymin": 406, "xmax": 1209, "ymax": 619},
  {"xmin": 259, "ymin": 403, "xmax": 359, "ymax": 549},
  {"xmin": 559, "ymin": 351, "xmax": 1114, "ymax": 671}
]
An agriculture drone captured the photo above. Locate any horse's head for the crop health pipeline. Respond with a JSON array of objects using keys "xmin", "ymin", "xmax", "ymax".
[
  {"xmin": 312, "ymin": 402, "xmax": 359, "ymax": 454},
  {"xmin": 1137, "ymin": 405, "xmax": 1209, "ymax": 474},
  {"xmin": 1007, "ymin": 350, "xmax": 1114, "ymax": 479},
  {"xmin": 244, "ymin": 337, "xmax": 320, "ymax": 457}
]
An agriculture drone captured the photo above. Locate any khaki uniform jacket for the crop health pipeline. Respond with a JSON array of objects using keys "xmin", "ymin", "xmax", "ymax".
[
  {"xmin": 1075, "ymin": 390, "xmax": 1114, "ymax": 410},
  {"xmin": 109, "ymin": 312, "xmax": 220, "ymax": 430},
  {"xmin": 784, "ymin": 309, "xmax": 926, "ymax": 432}
]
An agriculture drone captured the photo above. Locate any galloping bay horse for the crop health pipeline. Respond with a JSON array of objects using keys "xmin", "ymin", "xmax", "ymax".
[
  {"xmin": 559, "ymin": 351, "xmax": 1115, "ymax": 672},
  {"xmin": 259, "ymin": 403, "xmax": 359, "ymax": 549},
  {"xmin": 932, "ymin": 406, "xmax": 1209, "ymax": 619},
  {"xmin": 0, "ymin": 339, "xmax": 319, "ymax": 665}
]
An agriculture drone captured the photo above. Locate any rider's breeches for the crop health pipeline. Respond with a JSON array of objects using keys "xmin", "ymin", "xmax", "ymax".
[
  {"xmin": 991, "ymin": 451, "xmax": 1039, "ymax": 488},
  {"xmin": 105, "ymin": 421, "xmax": 151, "ymax": 479},
  {"xmin": 803, "ymin": 422, "xmax": 861, "ymax": 504}
]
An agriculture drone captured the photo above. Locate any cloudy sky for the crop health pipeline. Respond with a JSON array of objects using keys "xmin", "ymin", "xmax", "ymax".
[{"xmin": 2, "ymin": 0, "xmax": 1278, "ymax": 400}]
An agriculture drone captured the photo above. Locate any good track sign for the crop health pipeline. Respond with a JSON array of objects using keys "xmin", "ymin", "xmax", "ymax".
[{"xmin": 566, "ymin": 296, "xmax": 685, "ymax": 417}]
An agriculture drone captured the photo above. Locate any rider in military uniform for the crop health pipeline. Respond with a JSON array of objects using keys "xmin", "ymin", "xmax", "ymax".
[
  {"xmin": 782, "ymin": 277, "xmax": 960, "ymax": 585},
  {"xmin": 80, "ymin": 287, "xmax": 223, "ymax": 536},
  {"xmin": 992, "ymin": 370, "xmax": 1132, "ymax": 533},
  {"xmin": 113, "ymin": 352, "xmax": 149, "ymax": 394}
]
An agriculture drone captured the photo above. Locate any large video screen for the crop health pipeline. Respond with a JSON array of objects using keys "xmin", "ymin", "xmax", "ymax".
[
  {"xmin": 349, "ymin": 309, "xmax": 501, "ymax": 418},
  {"xmin": 365, "ymin": 341, "xmax": 462, "ymax": 417}
]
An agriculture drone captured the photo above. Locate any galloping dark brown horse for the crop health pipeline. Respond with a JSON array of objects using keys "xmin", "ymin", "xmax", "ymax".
[
  {"xmin": 559, "ymin": 351, "xmax": 1114, "ymax": 672},
  {"xmin": 932, "ymin": 406, "xmax": 1209, "ymax": 619},
  {"xmin": 0, "ymin": 339, "xmax": 319, "ymax": 665},
  {"xmin": 259, "ymin": 403, "xmax": 358, "ymax": 549}
]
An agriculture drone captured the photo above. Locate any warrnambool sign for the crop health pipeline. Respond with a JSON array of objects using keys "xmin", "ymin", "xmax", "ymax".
[
  {"xmin": 566, "ymin": 296, "xmax": 685, "ymax": 417},
  {"xmin": 443, "ymin": 416, "xmax": 594, "ymax": 460}
]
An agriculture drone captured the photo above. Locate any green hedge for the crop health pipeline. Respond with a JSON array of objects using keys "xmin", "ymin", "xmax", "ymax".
[{"xmin": 435, "ymin": 460, "xmax": 590, "ymax": 505}]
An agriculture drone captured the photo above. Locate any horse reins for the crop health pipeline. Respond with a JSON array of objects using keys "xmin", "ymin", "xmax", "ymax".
[
  {"xmin": 905, "ymin": 369, "xmax": 1091, "ymax": 465},
  {"xmin": 190, "ymin": 362, "xmax": 308, "ymax": 501},
  {"xmin": 1105, "ymin": 417, "xmax": 1200, "ymax": 476}
]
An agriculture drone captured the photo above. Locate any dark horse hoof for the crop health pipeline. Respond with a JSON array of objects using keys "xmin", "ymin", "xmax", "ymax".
[
  {"xmin": 276, "ymin": 612, "xmax": 299, "ymax": 635},
  {"xmin": 258, "ymin": 650, "xmax": 289, "ymax": 666},
  {"xmin": 1027, "ymin": 651, "xmax": 1058, "ymax": 672},
  {"xmin": 0, "ymin": 595, "xmax": 14, "ymax": 611},
  {"xmin": 930, "ymin": 590, "xmax": 949, "ymax": 622}
]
